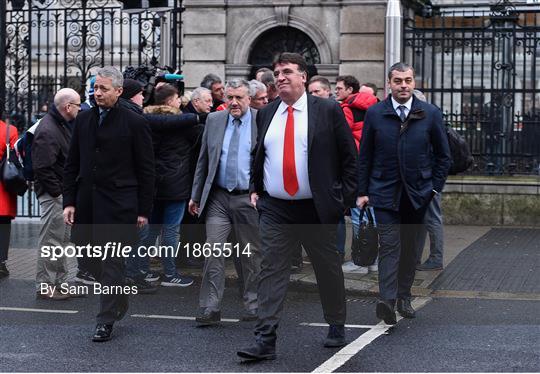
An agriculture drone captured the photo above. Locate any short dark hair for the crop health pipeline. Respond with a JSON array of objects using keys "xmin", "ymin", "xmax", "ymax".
[
  {"xmin": 154, "ymin": 83, "xmax": 178, "ymax": 105},
  {"xmin": 272, "ymin": 52, "xmax": 308, "ymax": 73},
  {"xmin": 308, "ymin": 75, "xmax": 331, "ymax": 90},
  {"xmin": 362, "ymin": 82, "xmax": 378, "ymax": 95},
  {"xmin": 200, "ymin": 73, "xmax": 222, "ymax": 90},
  {"xmin": 336, "ymin": 75, "xmax": 360, "ymax": 94},
  {"xmin": 387, "ymin": 62, "xmax": 415, "ymax": 80},
  {"xmin": 255, "ymin": 67, "xmax": 272, "ymax": 76},
  {"xmin": 260, "ymin": 71, "xmax": 276, "ymax": 87}
]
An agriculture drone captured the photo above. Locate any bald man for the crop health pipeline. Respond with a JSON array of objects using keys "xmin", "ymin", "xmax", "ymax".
[{"xmin": 33, "ymin": 88, "xmax": 84, "ymax": 300}]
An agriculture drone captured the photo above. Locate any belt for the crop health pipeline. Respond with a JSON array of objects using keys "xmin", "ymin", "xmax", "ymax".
[{"xmin": 218, "ymin": 186, "xmax": 249, "ymax": 196}]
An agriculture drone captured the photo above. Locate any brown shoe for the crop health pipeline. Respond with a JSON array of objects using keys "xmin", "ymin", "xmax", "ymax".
[{"xmin": 36, "ymin": 288, "xmax": 70, "ymax": 301}]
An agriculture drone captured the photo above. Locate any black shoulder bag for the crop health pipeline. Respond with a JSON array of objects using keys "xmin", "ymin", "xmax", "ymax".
[{"xmin": 1, "ymin": 123, "xmax": 28, "ymax": 196}]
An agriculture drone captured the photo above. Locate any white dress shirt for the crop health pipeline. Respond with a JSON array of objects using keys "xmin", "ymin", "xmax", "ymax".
[
  {"xmin": 263, "ymin": 92, "xmax": 312, "ymax": 199},
  {"xmin": 391, "ymin": 96, "xmax": 413, "ymax": 119}
]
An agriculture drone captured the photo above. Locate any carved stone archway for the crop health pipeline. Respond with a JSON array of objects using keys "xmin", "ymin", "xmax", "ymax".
[{"xmin": 232, "ymin": 13, "xmax": 333, "ymax": 66}]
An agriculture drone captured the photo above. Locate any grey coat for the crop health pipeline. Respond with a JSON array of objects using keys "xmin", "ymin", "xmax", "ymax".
[{"xmin": 190, "ymin": 108, "xmax": 257, "ymax": 216}]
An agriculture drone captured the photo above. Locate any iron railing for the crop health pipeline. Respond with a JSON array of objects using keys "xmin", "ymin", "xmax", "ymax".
[
  {"xmin": 1, "ymin": 0, "xmax": 183, "ymax": 217},
  {"xmin": 404, "ymin": 0, "xmax": 540, "ymax": 175}
]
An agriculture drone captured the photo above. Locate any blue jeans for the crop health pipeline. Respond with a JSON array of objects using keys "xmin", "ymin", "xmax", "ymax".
[{"xmin": 125, "ymin": 200, "xmax": 186, "ymax": 279}]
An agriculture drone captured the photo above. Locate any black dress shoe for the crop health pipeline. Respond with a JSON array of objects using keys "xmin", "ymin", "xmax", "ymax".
[
  {"xmin": 397, "ymin": 298, "xmax": 416, "ymax": 318},
  {"xmin": 237, "ymin": 342, "xmax": 276, "ymax": 361},
  {"xmin": 324, "ymin": 324, "xmax": 346, "ymax": 348},
  {"xmin": 376, "ymin": 299, "xmax": 397, "ymax": 325},
  {"xmin": 240, "ymin": 309, "xmax": 258, "ymax": 322},
  {"xmin": 92, "ymin": 324, "xmax": 113, "ymax": 342},
  {"xmin": 195, "ymin": 310, "xmax": 221, "ymax": 326}
]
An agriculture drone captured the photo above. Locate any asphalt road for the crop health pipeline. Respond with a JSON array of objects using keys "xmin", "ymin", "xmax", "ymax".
[{"xmin": 0, "ymin": 278, "xmax": 538, "ymax": 372}]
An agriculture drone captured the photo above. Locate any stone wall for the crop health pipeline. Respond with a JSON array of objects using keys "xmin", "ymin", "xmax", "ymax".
[
  {"xmin": 442, "ymin": 178, "xmax": 540, "ymax": 226},
  {"xmin": 181, "ymin": 0, "xmax": 387, "ymax": 95}
]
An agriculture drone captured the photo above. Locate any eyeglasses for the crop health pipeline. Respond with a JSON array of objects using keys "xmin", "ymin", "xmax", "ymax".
[{"xmin": 69, "ymin": 102, "xmax": 82, "ymax": 107}]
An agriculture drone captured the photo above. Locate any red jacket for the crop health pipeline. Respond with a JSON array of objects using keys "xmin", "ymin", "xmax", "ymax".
[
  {"xmin": 340, "ymin": 92, "xmax": 378, "ymax": 150},
  {"xmin": 0, "ymin": 121, "xmax": 19, "ymax": 218}
]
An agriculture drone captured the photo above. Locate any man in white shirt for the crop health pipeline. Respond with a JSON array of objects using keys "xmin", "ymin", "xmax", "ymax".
[{"xmin": 237, "ymin": 53, "xmax": 358, "ymax": 361}]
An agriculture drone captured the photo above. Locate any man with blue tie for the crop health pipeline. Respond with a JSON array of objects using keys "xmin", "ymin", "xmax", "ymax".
[
  {"xmin": 189, "ymin": 79, "xmax": 261, "ymax": 326},
  {"xmin": 357, "ymin": 62, "xmax": 451, "ymax": 325},
  {"xmin": 238, "ymin": 53, "xmax": 358, "ymax": 361}
]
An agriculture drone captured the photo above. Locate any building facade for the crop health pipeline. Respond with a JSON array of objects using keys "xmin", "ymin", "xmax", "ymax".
[{"xmin": 181, "ymin": 0, "xmax": 388, "ymax": 93}]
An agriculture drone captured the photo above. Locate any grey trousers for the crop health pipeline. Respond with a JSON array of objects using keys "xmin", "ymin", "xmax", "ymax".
[
  {"xmin": 36, "ymin": 193, "xmax": 70, "ymax": 290},
  {"xmin": 416, "ymin": 193, "xmax": 444, "ymax": 266},
  {"xmin": 199, "ymin": 188, "xmax": 261, "ymax": 312}
]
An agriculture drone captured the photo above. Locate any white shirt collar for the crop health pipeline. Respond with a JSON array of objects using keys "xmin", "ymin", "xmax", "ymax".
[
  {"xmin": 391, "ymin": 96, "xmax": 413, "ymax": 112},
  {"xmin": 278, "ymin": 92, "xmax": 308, "ymax": 114}
]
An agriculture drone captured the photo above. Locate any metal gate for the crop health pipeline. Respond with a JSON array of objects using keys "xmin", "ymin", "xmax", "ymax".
[
  {"xmin": 1, "ymin": 0, "xmax": 183, "ymax": 127},
  {"xmin": 404, "ymin": 0, "xmax": 540, "ymax": 175},
  {"xmin": 0, "ymin": 0, "xmax": 183, "ymax": 217}
]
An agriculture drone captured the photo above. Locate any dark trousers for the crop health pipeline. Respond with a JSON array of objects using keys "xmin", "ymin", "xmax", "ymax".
[
  {"xmin": 255, "ymin": 194, "xmax": 346, "ymax": 346},
  {"xmin": 95, "ymin": 256, "xmax": 127, "ymax": 324},
  {"xmin": 0, "ymin": 216, "xmax": 11, "ymax": 263},
  {"xmin": 82, "ymin": 226, "xmax": 133, "ymax": 325},
  {"xmin": 374, "ymin": 191, "xmax": 428, "ymax": 301}
]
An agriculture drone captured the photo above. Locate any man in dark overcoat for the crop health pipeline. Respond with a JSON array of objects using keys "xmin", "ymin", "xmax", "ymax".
[
  {"xmin": 63, "ymin": 66, "xmax": 154, "ymax": 342},
  {"xmin": 357, "ymin": 62, "xmax": 451, "ymax": 325}
]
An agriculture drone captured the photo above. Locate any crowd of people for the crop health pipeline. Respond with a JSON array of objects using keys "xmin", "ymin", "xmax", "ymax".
[{"xmin": 0, "ymin": 53, "xmax": 450, "ymax": 360}]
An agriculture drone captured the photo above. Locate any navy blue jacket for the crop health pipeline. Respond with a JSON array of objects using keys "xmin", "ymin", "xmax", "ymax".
[{"xmin": 358, "ymin": 95, "xmax": 451, "ymax": 211}]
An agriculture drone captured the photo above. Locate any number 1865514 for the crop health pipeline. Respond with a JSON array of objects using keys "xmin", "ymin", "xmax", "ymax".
[{"xmin": 185, "ymin": 243, "xmax": 252, "ymax": 258}]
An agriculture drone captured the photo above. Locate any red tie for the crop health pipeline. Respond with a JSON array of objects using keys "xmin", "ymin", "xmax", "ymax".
[{"xmin": 283, "ymin": 106, "xmax": 299, "ymax": 196}]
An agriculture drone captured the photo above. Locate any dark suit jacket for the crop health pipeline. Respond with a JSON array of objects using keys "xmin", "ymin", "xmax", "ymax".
[
  {"xmin": 63, "ymin": 102, "xmax": 155, "ymax": 245},
  {"xmin": 191, "ymin": 108, "xmax": 257, "ymax": 216},
  {"xmin": 250, "ymin": 94, "xmax": 358, "ymax": 224},
  {"xmin": 358, "ymin": 95, "xmax": 451, "ymax": 211}
]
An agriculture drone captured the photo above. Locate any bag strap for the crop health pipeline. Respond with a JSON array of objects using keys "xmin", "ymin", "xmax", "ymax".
[
  {"xmin": 4, "ymin": 120, "xmax": 11, "ymax": 159},
  {"xmin": 360, "ymin": 205, "xmax": 377, "ymax": 226},
  {"xmin": 367, "ymin": 206, "xmax": 377, "ymax": 226}
]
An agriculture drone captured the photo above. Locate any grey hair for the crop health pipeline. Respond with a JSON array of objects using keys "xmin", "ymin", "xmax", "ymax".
[
  {"xmin": 191, "ymin": 87, "xmax": 212, "ymax": 101},
  {"xmin": 97, "ymin": 66, "xmax": 123, "ymax": 88},
  {"xmin": 248, "ymin": 79, "xmax": 266, "ymax": 98},
  {"xmin": 200, "ymin": 73, "xmax": 222, "ymax": 89},
  {"xmin": 225, "ymin": 78, "xmax": 250, "ymax": 95},
  {"xmin": 53, "ymin": 88, "xmax": 80, "ymax": 108},
  {"xmin": 413, "ymin": 89, "xmax": 427, "ymax": 102},
  {"xmin": 387, "ymin": 62, "xmax": 415, "ymax": 80}
]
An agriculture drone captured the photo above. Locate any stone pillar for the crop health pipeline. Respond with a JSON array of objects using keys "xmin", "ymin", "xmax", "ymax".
[
  {"xmin": 182, "ymin": 0, "xmax": 227, "ymax": 89},
  {"xmin": 338, "ymin": 4, "xmax": 386, "ymax": 99}
]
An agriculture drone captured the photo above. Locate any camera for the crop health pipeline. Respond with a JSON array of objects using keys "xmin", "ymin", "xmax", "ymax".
[{"xmin": 123, "ymin": 65, "xmax": 185, "ymax": 106}]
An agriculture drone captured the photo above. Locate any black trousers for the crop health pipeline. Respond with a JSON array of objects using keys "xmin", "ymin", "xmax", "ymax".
[
  {"xmin": 374, "ymin": 191, "xmax": 429, "ymax": 301},
  {"xmin": 254, "ymin": 194, "xmax": 346, "ymax": 346},
  {"xmin": 81, "ymin": 225, "xmax": 133, "ymax": 325},
  {"xmin": 0, "ymin": 216, "xmax": 12, "ymax": 263}
]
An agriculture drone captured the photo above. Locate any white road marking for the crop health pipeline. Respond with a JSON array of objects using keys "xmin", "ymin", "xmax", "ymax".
[
  {"xmin": 0, "ymin": 306, "xmax": 78, "ymax": 314},
  {"xmin": 131, "ymin": 314, "xmax": 240, "ymax": 322},
  {"xmin": 312, "ymin": 297, "xmax": 432, "ymax": 373},
  {"xmin": 300, "ymin": 323, "xmax": 382, "ymax": 329}
]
